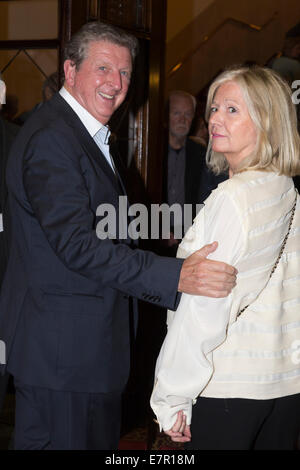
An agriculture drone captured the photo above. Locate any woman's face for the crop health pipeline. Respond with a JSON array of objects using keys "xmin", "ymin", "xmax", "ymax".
[{"xmin": 208, "ymin": 81, "xmax": 257, "ymax": 173}]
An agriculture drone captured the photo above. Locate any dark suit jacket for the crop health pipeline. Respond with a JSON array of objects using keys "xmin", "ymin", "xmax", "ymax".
[
  {"xmin": 0, "ymin": 116, "xmax": 19, "ymax": 286},
  {"xmin": 165, "ymin": 138, "xmax": 227, "ymax": 224},
  {"xmin": 0, "ymin": 115, "xmax": 19, "ymax": 411},
  {"xmin": 184, "ymin": 138, "xmax": 228, "ymax": 211},
  {"xmin": 0, "ymin": 94, "xmax": 183, "ymax": 394}
]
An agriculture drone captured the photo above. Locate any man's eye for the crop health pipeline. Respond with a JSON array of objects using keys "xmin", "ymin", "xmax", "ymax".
[
  {"xmin": 121, "ymin": 71, "xmax": 130, "ymax": 78},
  {"xmin": 99, "ymin": 66, "xmax": 106, "ymax": 71}
]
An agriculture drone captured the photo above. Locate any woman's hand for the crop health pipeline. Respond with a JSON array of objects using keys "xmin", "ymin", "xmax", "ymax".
[{"xmin": 164, "ymin": 410, "xmax": 191, "ymax": 442}]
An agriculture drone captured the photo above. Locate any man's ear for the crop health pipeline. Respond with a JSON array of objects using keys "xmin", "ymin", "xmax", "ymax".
[{"xmin": 64, "ymin": 60, "xmax": 76, "ymax": 87}]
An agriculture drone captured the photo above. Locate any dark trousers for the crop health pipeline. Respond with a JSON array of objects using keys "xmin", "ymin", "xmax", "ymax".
[
  {"xmin": 0, "ymin": 372, "xmax": 10, "ymax": 412},
  {"xmin": 185, "ymin": 394, "xmax": 300, "ymax": 450},
  {"xmin": 14, "ymin": 379, "xmax": 122, "ymax": 450}
]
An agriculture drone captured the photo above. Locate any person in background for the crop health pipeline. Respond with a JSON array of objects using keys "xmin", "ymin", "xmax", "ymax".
[
  {"xmin": 41, "ymin": 72, "xmax": 59, "ymax": 102},
  {"xmin": 14, "ymin": 72, "xmax": 58, "ymax": 125},
  {"xmin": 151, "ymin": 65, "xmax": 300, "ymax": 450},
  {"xmin": 270, "ymin": 35, "xmax": 300, "ymax": 85},
  {"xmin": 190, "ymin": 114, "xmax": 209, "ymax": 147},
  {"xmin": 0, "ymin": 75, "xmax": 19, "ymax": 414},
  {"xmin": 165, "ymin": 90, "xmax": 226, "ymax": 250},
  {"xmin": 269, "ymin": 36, "xmax": 300, "ymax": 191}
]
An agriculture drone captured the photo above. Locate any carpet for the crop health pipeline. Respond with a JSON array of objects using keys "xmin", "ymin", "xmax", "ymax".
[{"xmin": 118, "ymin": 426, "xmax": 184, "ymax": 450}]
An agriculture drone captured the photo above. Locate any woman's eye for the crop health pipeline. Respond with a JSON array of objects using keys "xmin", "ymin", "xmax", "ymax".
[
  {"xmin": 99, "ymin": 66, "xmax": 106, "ymax": 71},
  {"xmin": 210, "ymin": 107, "xmax": 217, "ymax": 114},
  {"xmin": 228, "ymin": 106, "xmax": 237, "ymax": 113}
]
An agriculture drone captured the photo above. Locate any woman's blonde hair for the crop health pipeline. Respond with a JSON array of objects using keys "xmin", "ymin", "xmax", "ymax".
[{"xmin": 205, "ymin": 65, "xmax": 300, "ymax": 176}]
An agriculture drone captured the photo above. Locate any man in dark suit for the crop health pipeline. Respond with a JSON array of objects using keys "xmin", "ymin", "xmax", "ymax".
[
  {"xmin": 0, "ymin": 77, "xmax": 19, "ymax": 413},
  {"xmin": 166, "ymin": 90, "xmax": 227, "ymax": 249},
  {"xmin": 0, "ymin": 22, "xmax": 236, "ymax": 450}
]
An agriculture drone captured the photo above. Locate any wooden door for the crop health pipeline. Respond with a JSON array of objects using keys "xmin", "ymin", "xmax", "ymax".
[{"xmin": 61, "ymin": 0, "xmax": 167, "ymax": 205}]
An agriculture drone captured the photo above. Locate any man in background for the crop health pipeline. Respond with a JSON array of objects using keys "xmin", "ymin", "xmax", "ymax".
[
  {"xmin": 15, "ymin": 72, "xmax": 58, "ymax": 125},
  {"xmin": 0, "ymin": 75, "xmax": 19, "ymax": 413},
  {"xmin": 270, "ymin": 35, "xmax": 300, "ymax": 84},
  {"xmin": 165, "ymin": 90, "xmax": 227, "ymax": 250}
]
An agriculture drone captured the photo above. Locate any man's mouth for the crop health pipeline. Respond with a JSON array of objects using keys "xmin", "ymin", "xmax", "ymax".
[{"xmin": 98, "ymin": 92, "xmax": 114, "ymax": 100}]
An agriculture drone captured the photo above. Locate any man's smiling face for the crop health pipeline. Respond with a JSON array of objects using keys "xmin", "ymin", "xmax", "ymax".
[{"xmin": 64, "ymin": 40, "xmax": 132, "ymax": 124}]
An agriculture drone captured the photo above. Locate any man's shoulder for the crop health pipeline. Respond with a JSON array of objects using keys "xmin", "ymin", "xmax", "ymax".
[
  {"xmin": 7, "ymin": 98, "xmax": 80, "ymax": 169},
  {"xmin": 1, "ymin": 117, "xmax": 19, "ymax": 138},
  {"xmin": 31, "ymin": 94, "xmax": 71, "ymax": 125},
  {"xmin": 186, "ymin": 137, "xmax": 206, "ymax": 156},
  {"xmin": 271, "ymin": 56, "xmax": 300, "ymax": 81},
  {"xmin": 15, "ymin": 95, "xmax": 74, "ymax": 142},
  {"xmin": 0, "ymin": 115, "xmax": 19, "ymax": 153},
  {"xmin": 185, "ymin": 138, "xmax": 206, "ymax": 172}
]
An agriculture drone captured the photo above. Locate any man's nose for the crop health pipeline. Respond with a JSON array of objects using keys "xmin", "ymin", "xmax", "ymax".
[
  {"xmin": 109, "ymin": 71, "xmax": 122, "ymax": 90},
  {"xmin": 178, "ymin": 114, "xmax": 187, "ymax": 124}
]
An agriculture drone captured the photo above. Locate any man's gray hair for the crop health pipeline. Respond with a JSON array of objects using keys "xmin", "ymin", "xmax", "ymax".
[
  {"xmin": 64, "ymin": 21, "xmax": 139, "ymax": 69},
  {"xmin": 168, "ymin": 90, "xmax": 197, "ymax": 112}
]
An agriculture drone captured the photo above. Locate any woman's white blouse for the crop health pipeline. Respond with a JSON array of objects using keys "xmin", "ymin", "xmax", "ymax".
[{"xmin": 150, "ymin": 171, "xmax": 300, "ymax": 431}]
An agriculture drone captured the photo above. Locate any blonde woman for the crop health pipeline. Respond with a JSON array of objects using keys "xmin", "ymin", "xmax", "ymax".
[{"xmin": 150, "ymin": 66, "xmax": 300, "ymax": 450}]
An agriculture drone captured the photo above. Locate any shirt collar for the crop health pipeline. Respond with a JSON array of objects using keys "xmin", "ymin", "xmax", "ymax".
[{"xmin": 59, "ymin": 86, "xmax": 108, "ymax": 139}]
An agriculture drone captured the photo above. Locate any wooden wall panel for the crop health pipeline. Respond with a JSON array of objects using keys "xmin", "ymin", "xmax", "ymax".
[
  {"xmin": 99, "ymin": 0, "xmax": 151, "ymax": 32},
  {"xmin": 98, "ymin": 0, "xmax": 167, "ymax": 204}
]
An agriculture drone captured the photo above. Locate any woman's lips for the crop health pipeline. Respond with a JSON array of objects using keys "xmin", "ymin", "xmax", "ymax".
[{"xmin": 212, "ymin": 133, "xmax": 225, "ymax": 138}]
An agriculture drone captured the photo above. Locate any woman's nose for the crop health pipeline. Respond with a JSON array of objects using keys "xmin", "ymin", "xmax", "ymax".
[{"xmin": 209, "ymin": 111, "xmax": 223, "ymax": 127}]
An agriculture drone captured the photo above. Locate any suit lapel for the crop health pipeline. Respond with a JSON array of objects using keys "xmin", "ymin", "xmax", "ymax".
[
  {"xmin": 49, "ymin": 94, "xmax": 122, "ymax": 194},
  {"xmin": 109, "ymin": 139, "xmax": 128, "ymax": 196}
]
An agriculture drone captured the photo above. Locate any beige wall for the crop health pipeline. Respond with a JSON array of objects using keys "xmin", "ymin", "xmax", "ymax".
[
  {"xmin": 0, "ymin": 0, "xmax": 58, "ymax": 41},
  {"xmin": 167, "ymin": 0, "xmax": 214, "ymax": 42},
  {"xmin": 0, "ymin": 50, "xmax": 57, "ymax": 119},
  {"xmin": 166, "ymin": 0, "xmax": 300, "ymax": 96},
  {"xmin": 0, "ymin": 0, "xmax": 58, "ymax": 119}
]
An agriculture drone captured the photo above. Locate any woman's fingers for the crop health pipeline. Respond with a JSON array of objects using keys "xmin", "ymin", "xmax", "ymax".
[{"xmin": 164, "ymin": 411, "xmax": 191, "ymax": 442}]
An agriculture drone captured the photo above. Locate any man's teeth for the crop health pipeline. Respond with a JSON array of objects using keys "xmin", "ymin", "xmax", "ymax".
[{"xmin": 99, "ymin": 92, "xmax": 114, "ymax": 99}]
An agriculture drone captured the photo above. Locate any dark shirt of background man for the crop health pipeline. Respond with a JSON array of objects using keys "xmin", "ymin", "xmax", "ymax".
[
  {"xmin": 165, "ymin": 90, "xmax": 227, "ymax": 242},
  {"xmin": 0, "ymin": 108, "xmax": 19, "ymax": 414}
]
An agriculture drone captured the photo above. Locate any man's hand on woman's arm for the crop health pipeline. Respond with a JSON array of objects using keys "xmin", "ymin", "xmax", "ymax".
[{"xmin": 178, "ymin": 241, "xmax": 237, "ymax": 297}]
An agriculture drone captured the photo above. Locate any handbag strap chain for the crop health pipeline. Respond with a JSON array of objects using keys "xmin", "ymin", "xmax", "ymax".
[{"xmin": 237, "ymin": 189, "xmax": 298, "ymax": 318}]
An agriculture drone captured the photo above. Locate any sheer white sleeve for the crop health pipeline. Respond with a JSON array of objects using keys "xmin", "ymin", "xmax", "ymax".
[{"xmin": 150, "ymin": 189, "xmax": 246, "ymax": 431}]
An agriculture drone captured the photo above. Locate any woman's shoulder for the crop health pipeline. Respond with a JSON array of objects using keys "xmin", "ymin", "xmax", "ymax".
[
  {"xmin": 212, "ymin": 170, "xmax": 292, "ymax": 197},
  {"xmin": 204, "ymin": 170, "xmax": 258, "ymax": 204},
  {"xmin": 205, "ymin": 170, "xmax": 294, "ymax": 215}
]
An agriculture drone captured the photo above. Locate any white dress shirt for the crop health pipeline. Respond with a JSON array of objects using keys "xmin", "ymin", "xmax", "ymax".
[{"xmin": 59, "ymin": 87, "xmax": 114, "ymax": 172}]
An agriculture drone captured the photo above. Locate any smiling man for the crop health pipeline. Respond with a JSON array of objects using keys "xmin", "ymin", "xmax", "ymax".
[
  {"xmin": 0, "ymin": 22, "xmax": 237, "ymax": 450},
  {"xmin": 63, "ymin": 40, "xmax": 132, "ymax": 123}
]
